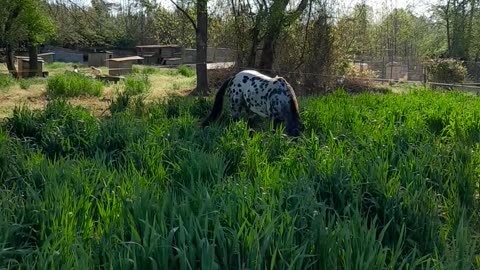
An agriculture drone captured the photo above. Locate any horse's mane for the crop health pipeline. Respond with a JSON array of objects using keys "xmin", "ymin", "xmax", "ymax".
[{"xmin": 274, "ymin": 76, "xmax": 301, "ymax": 125}]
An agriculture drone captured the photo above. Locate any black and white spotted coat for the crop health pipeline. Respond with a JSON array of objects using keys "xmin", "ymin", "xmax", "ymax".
[
  {"xmin": 201, "ymin": 69, "xmax": 303, "ymax": 136},
  {"xmin": 226, "ymin": 70, "xmax": 295, "ymax": 121}
]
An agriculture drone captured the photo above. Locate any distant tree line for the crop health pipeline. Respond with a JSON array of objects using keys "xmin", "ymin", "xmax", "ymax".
[{"xmin": 1, "ymin": 0, "xmax": 479, "ymax": 92}]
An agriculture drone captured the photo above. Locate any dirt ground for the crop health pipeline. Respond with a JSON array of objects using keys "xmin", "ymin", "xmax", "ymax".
[{"xmin": 0, "ymin": 63, "xmax": 197, "ymax": 119}]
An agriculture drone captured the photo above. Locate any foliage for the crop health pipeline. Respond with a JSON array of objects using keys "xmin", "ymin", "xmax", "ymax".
[
  {"xmin": 0, "ymin": 74, "xmax": 15, "ymax": 90},
  {"xmin": 132, "ymin": 66, "xmax": 158, "ymax": 75},
  {"xmin": 18, "ymin": 79, "xmax": 32, "ymax": 90},
  {"xmin": 425, "ymin": 58, "xmax": 468, "ymax": 84},
  {"xmin": 0, "ymin": 0, "xmax": 55, "ymax": 45},
  {"xmin": 340, "ymin": 62, "xmax": 382, "ymax": 93},
  {"xmin": 123, "ymin": 74, "xmax": 151, "ymax": 96},
  {"xmin": 108, "ymin": 75, "xmax": 151, "ymax": 115},
  {"xmin": 435, "ymin": 0, "xmax": 477, "ymax": 59},
  {"xmin": 17, "ymin": 0, "xmax": 55, "ymax": 45},
  {"xmin": 3, "ymin": 99, "xmax": 98, "ymax": 157},
  {"xmin": 177, "ymin": 65, "xmax": 195, "ymax": 77},
  {"xmin": 46, "ymin": 73, "xmax": 104, "ymax": 98},
  {"xmin": 1, "ymin": 90, "xmax": 480, "ymax": 268}
]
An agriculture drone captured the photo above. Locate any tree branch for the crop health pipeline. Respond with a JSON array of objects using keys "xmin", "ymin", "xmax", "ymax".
[
  {"xmin": 284, "ymin": 0, "xmax": 309, "ymax": 26},
  {"xmin": 169, "ymin": 0, "xmax": 197, "ymax": 31},
  {"xmin": 293, "ymin": 0, "xmax": 312, "ymax": 71}
]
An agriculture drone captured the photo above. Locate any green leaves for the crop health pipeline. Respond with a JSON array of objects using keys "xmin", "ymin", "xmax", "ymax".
[
  {"xmin": 1, "ymin": 90, "xmax": 480, "ymax": 268},
  {"xmin": 0, "ymin": 0, "xmax": 55, "ymax": 46}
]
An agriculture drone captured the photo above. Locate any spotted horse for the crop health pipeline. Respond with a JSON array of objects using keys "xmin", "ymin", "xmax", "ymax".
[{"xmin": 200, "ymin": 70, "xmax": 304, "ymax": 137}]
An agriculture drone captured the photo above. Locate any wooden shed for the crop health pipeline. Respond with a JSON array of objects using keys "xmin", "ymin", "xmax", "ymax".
[
  {"xmin": 107, "ymin": 56, "xmax": 144, "ymax": 76},
  {"xmin": 15, "ymin": 56, "xmax": 45, "ymax": 78},
  {"xmin": 136, "ymin": 45, "xmax": 182, "ymax": 65},
  {"xmin": 88, "ymin": 50, "xmax": 113, "ymax": 67},
  {"xmin": 38, "ymin": 52, "xmax": 56, "ymax": 64}
]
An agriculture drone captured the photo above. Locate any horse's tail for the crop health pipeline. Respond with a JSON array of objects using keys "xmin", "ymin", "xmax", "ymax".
[
  {"xmin": 284, "ymin": 80, "xmax": 301, "ymax": 123},
  {"xmin": 200, "ymin": 75, "xmax": 233, "ymax": 127},
  {"xmin": 290, "ymin": 95, "xmax": 301, "ymax": 123}
]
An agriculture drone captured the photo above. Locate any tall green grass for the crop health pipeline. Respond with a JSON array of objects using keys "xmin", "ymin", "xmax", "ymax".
[
  {"xmin": 47, "ymin": 73, "xmax": 103, "ymax": 97},
  {"xmin": 123, "ymin": 74, "xmax": 151, "ymax": 96},
  {"xmin": 1, "ymin": 89, "xmax": 480, "ymax": 269},
  {"xmin": 132, "ymin": 65, "xmax": 159, "ymax": 75},
  {"xmin": 108, "ymin": 75, "xmax": 151, "ymax": 115},
  {"xmin": 0, "ymin": 74, "xmax": 15, "ymax": 90},
  {"xmin": 177, "ymin": 65, "xmax": 195, "ymax": 77}
]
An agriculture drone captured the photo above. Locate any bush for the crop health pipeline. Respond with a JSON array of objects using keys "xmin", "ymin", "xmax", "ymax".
[
  {"xmin": 18, "ymin": 79, "xmax": 33, "ymax": 90},
  {"xmin": 339, "ymin": 62, "xmax": 384, "ymax": 93},
  {"xmin": 4, "ymin": 99, "xmax": 98, "ymax": 157},
  {"xmin": 0, "ymin": 74, "xmax": 15, "ymax": 90},
  {"xmin": 108, "ymin": 75, "xmax": 150, "ymax": 115},
  {"xmin": 177, "ymin": 65, "xmax": 195, "ymax": 77},
  {"xmin": 133, "ymin": 66, "xmax": 158, "ymax": 75},
  {"xmin": 46, "ymin": 73, "xmax": 104, "ymax": 97},
  {"xmin": 141, "ymin": 66, "xmax": 158, "ymax": 75},
  {"xmin": 123, "ymin": 74, "xmax": 151, "ymax": 96},
  {"xmin": 425, "ymin": 58, "xmax": 467, "ymax": 84}
]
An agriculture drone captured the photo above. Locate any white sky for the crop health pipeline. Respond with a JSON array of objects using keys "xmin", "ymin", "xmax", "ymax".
[
  {"xmin": 341, "ymin": 0, "xmax": 437, "ymax": 17},
  {"xmin": 72, "ymin": 0, "xmax": 439, "ymax": 17}
]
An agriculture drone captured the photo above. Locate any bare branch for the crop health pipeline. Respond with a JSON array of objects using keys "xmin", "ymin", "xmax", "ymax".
[{"xmin": 169, "ymin": 0, "xmax": 197, "ymax": 31}]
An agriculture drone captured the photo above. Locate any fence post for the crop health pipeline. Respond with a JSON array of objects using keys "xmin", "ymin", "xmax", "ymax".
[{"xmin": 423, "ymin": 66, "xmax": 427, "ymax": 89}]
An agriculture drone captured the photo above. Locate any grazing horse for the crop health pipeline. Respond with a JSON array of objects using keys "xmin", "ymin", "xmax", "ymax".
[{"xmin": 201, "ymin": 70, "xmax": 304, "ymax": 137}]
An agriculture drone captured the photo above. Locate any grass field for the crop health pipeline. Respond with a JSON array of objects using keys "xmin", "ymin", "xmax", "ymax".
[
  {"xmin": 0, "ymin": 63, "xmax": 196, "ymax": 119},
  {"xmin": 0, "ymin": 65, "xmax": 479, "ymax": 268}
]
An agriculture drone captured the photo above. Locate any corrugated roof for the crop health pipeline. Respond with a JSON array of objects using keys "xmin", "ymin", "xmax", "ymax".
[
  {"xmin": 107, "ymin": 56, "xmax": 144, "ymax": 62},
  {"xmin": 136, "ymin": 45, "xmax": 180, "ymax": 48}
]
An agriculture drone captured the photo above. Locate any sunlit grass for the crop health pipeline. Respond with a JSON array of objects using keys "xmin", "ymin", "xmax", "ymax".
[
  {"xmin": 1, "ymin": 87, "xmax": 480, "ymax": 268},
  {"xmin": 47, "ymin": 73, "xmax": 104, "ymax": 97}
]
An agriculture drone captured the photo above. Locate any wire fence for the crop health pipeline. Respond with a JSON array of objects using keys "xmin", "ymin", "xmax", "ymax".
[{"xmin": 2, "ymin": 61, "xmax": 480, "ymax": 95}]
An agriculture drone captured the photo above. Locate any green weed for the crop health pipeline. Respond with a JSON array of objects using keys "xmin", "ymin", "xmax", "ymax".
[
  {"xmin": 123, "ymin": 74, "xmax": 151, "ymax": 96},
  {"xmin": 0, "ymin": 74, "xmax": 15, "ymax": 90},
  {"xmin": 46, "ymin": 73, "xmax": 103, "ymax": 97},
  {"xmin": 0, "ymin": 88, "xmax": 479, "ymax": 269},
  {"xmin": 177, "ymin": 65, "xmax": 195, "ymax": 77}
]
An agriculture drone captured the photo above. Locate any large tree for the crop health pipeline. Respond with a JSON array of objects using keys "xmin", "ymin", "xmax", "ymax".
[
  {"xmin": 436, "ymin": 0, "xmax": 479, "ymax": 59},
  {"xmin": 170, "ymin": 0, "xmax": 209, "ymax": 95},
  {"xmin": 0, "ymin": 0, "xmax": 54, "ymax": 78},
  {"xmin": 229, "ymin": 0, "xmax": 309, "ymax": 73}
]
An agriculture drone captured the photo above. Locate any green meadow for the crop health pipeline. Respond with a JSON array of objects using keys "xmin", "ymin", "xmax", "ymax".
[{"xmin": 0, "ymin": 88, "xmax": 479, "ymax": 269}]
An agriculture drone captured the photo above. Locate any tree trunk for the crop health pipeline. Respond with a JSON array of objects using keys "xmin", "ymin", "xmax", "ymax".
[
  {"xmin": 258, "ymin": 34, "xmax": 276, "ymax": 74},
  {"xmin": 257, "ymin": 0, "xmax": 309, "ymax": 73},
  {"xmin": 28, "ymin": 42, "xmax": 39, "ymax": 77},
  {"xmin": 195, "ymin": 0, "xmax": 209, "ymax": 95},
  {"xmin": 445, "ymin": 0, "xmax": 452, "ymax": 57},
  {"xmin": 247, "ymin": 25, "xmax": 261, "ymax": 68},
  {"xmin": 5, "ymin": 44, "xmax": 18, "ymax": 78}
]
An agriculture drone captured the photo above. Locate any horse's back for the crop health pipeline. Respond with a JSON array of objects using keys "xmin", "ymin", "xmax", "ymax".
[{"xmin": 234, "ymin": 70, "xmax": 273, "ymax": 81}]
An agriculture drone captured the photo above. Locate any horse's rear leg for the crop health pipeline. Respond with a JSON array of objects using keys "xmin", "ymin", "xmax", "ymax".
[
  {"xmin": 230, "ymin": 98, "xmax": 242, "ymax": 122},
  {"xmin": 272, "ymin": 118, "xmax": 282, "ymax": 133}
]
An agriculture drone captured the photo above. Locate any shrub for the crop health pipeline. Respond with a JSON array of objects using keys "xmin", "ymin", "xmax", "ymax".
[
  {"xmin": 4, "ymin": 105, "xmax": 43, "ymax": 142},
  {"xmin": 177, "ymin": 65, "xmax": 195, "ymax": 77},
  {"xmin": 339, "ymin": 62, "xmax": 383, "ymax": 93},
  {"xmin": 18, "ymin": 79, "xmax": 32, "ymax": 90},
  {"xmin": 425, "ymin": 58, "xmax": 467, "ymax": 84},
  {"xmin": 4, "ymin": 99, "xmax": 98, "ymax": 157},
  {"xmin": 123, "ymin": 74, "xmax": 151, "ymax": 96},
  {"xmin": 46, "ymin": 73, "xmax": 103, "ymax": 97},
  {"xmin": 41, "ymin": 99, "xmax": 98, "ymax": 157},
  {"xmin": 108, "ymin": 75, "xmax": 150, "ymax": 115},
  {"xmin": 141, "ymin": 66, "xmax": 158, "ymax": 75},
  {"xmin": 133, "ymin": 66, "xmax": 158, "ymax": 75},
  {"xmin": 0, "ymin": 74, "xmax": 15, "ymax": 90}
]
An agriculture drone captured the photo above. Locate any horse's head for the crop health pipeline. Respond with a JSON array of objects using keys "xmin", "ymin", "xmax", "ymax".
[{"xmin": 286, "ymin": 118, "xmax": 304, "ymax": 137}]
